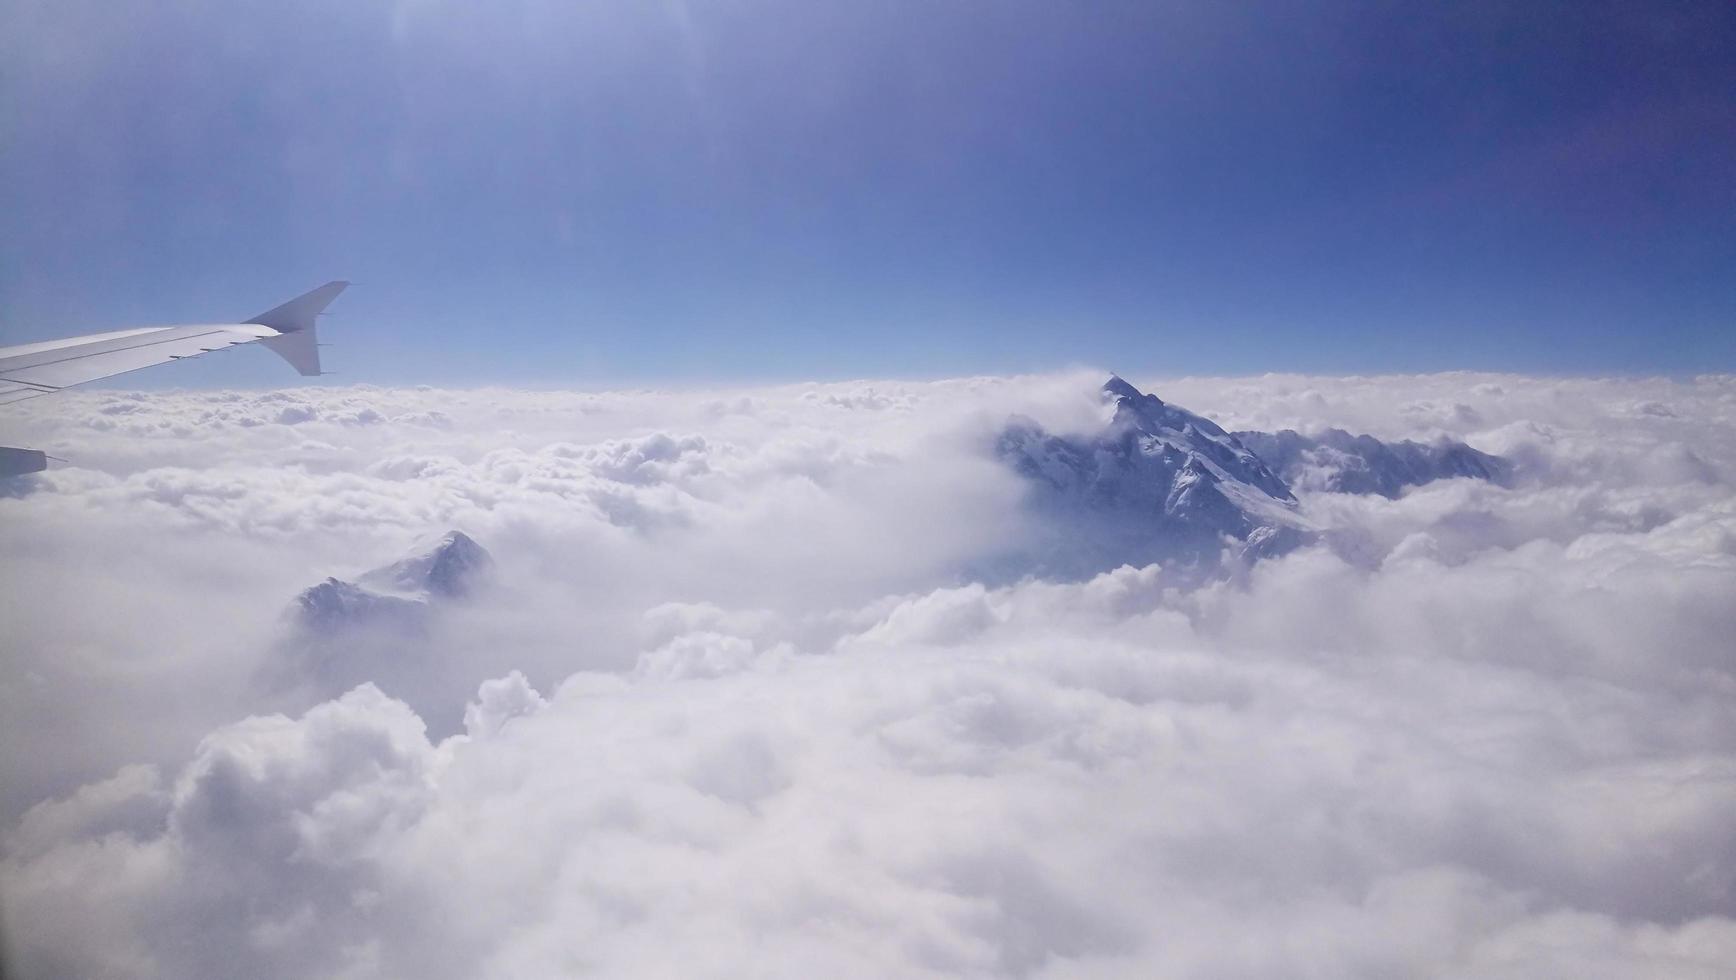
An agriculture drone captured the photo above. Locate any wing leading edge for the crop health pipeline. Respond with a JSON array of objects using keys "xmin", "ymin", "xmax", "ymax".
[{"xmin": 0, "ymin": 281, "xmax": 348, "ymax": 405}]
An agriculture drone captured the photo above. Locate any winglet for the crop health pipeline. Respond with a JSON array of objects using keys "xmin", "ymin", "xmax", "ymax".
[
  {"xmin": 249, "ymin": 281, "xmax": 348, "ymax": 333},
  {"xmin": 249, "ymin": 281, "xmax": 348, "ymax": 377}
]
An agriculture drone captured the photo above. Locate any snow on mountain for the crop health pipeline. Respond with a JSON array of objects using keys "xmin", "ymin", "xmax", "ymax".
[
  {"xmin": 358, "ymin": 530, "xmax": 494, "ymax": 600},
  {"xmin": 290, "ymin": 531, "xmax": 492, "ymax": 633},
  {"xmin": 1102, "ymin": 375, "xmax": 1296, "ymax": 501},
  {"xmin": 1233, "ymin": 428, "xmax": 1513, "ymax": 498},
  {"xmin": 995, "ymin": 377, "xmax": 1514, "ymax": 577},
  {"xmin": 292, "ymin": 577, "xmax": 425, "ymax": 633},
  {"xmin": 996, "ymin": 377, "xmax": 1312, "ymax": 575}
]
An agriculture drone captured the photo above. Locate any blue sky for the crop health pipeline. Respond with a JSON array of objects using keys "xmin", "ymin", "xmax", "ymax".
[{"xmin": 3, "ymin": 0, "xmax": 1733, "ymax": 386}]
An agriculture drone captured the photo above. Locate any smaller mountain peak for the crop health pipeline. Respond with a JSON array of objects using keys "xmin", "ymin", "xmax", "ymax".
[{"xmin": 291, "ymin": 577, "xmax": 422, "ymax": 633}]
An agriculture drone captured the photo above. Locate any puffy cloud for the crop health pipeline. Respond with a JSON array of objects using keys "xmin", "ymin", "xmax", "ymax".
[
  {"xmin": 462, "ymin": 670, "xmax": 546, "ymax": 739},
  {"xmin": 2, "ymin": 371, "xmax": 1735, "ymax": 978}
]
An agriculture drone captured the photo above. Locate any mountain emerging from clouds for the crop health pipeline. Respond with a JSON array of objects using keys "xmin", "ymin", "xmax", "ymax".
[
  {"xmin": 996, "ymin": 377, "xmax": 1510, "ymax": 577},
  {"xmin": 292, "ymin": 531, "xmax": 493, "ymax": 634},
  {"xmin": 997, "ymin": 377, "xmax": 1310, "ymax": 576},
  {"xmin": 293, "ymin": 576, "xmax": 426, "ymax": 634},
  {"xmin": 357, "ymin": 529, "xmax": 494, "ymax": 601},
  {"xmin": 275, "ymin": 530, "xmax": 497, "ymax": 717}
]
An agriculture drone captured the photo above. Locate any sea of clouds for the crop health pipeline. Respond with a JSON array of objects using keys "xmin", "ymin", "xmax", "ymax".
[{"xmin": 2, "ymin": 369, "xmax": 1734, "ymax": 978}]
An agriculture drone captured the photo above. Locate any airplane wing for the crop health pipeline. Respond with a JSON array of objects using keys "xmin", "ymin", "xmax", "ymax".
[
  {"xmin": 0, "ymin": 281, "xmax": 348, "ymax": 477},
  {"xmin": 0, "ymin": 281, "xmax": 348, "ymax": 405}
]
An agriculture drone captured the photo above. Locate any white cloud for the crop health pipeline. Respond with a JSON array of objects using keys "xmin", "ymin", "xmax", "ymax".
[
  {"xmin": 462, "ymin": 670, "xmax": 546, "ymax": 739},
  {"xmin": 2, "ymin": 371, "xmax": 1734, "ymax": 977}
]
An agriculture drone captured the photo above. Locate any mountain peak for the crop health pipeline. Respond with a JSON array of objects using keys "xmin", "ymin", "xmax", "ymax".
[
  {"xmin": 996, "ymin": 380, "xmax": 1307, "ymax": 577},
  {"xmin": 287, "ymin": 531, "xmax": 493, "ymax": 634},
  {"xmin": 997, "ymin": 377, "xmax": 1516, "ymax": 580},
  {"xmin": 1101, "ymin": 375, "xmax": 1149, "ymax": 403},
  {"xmin": 1096, "ymin": 376, "xmax": 1294, "ymax": 503},
  {"xmin": 359, "ymin": 530, "xmax": 493, "ymax": 600}
]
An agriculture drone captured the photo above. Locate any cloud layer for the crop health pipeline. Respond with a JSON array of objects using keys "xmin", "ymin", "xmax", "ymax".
[{"xmin": 3, "ymin": 371, "xmax": 1734, "ymax": 978}]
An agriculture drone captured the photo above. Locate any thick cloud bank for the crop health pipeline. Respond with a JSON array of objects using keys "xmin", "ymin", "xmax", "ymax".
[{"xmin": 3, "ymin": 371, "xmax": 1735, "ymax": 978}]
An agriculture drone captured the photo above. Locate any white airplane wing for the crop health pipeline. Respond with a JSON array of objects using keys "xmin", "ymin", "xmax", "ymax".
[
  {"xmin": 0, "ymin": 281, "xmax": 347, "ymax": 405},
  {"xmin": 0, "ymin": 281, "xmax": 348, "ymax": 477}
]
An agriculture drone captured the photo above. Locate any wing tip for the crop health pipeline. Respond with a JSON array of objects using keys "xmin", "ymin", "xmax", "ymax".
[{"xmin": 248, "ymin": 281, "xmax": 351, "ymax": 334}]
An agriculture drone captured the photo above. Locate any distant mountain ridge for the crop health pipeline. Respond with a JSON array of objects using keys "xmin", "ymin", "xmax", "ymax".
[
  {"xmin": 995, "ymin": 377, "xmax": 1509, "ymax": 577},
  {"xmin": 1233, "ymin": 427, "xmax": 1511, "ymax": 498}
]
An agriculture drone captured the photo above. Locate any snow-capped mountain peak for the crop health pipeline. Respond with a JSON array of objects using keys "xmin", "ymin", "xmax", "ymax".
[
  {"xmin": 358, "ymin": 530, "xmax": 493, "ymax": 600},
  {"xmin": 996, "ymin": 377, "xmax": 1309, "ymax": 576},
  {"xmin": 288, "ymin": 531, "xmax": 493, "ymax": 634},
  {"xmin": 996, "ymin": 375, "xmax": 1515, "ymax": 579},
  {"xmin": 1101, "ymin": 375, "xmax": 1294, "ymax": 502}
]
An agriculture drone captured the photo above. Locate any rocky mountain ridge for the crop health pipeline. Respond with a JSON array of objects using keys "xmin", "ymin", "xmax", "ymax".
[{"xmin": 995, "ymin": 376, "xmax": 1509, "ymax": 576}]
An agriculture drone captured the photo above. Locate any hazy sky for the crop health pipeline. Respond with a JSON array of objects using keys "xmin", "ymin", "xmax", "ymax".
[{"xmin": 3, "ymin": 0, "xmax": 1733, "ymax": 384}]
